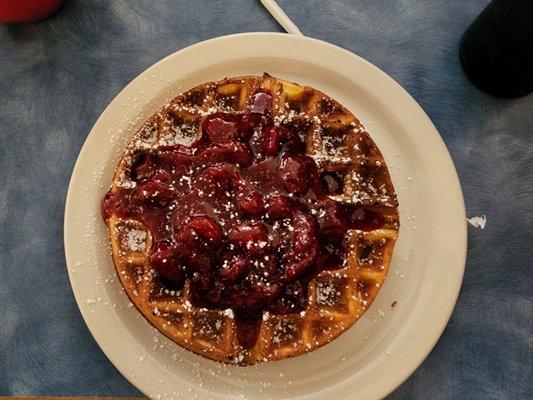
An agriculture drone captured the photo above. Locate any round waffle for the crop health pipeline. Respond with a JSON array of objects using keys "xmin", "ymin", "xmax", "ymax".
[{"xmin": 102, "ymin": 74, "xmax": 399, "ymax": 365}]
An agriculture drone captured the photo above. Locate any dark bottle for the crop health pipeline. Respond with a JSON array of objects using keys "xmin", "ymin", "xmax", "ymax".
[{"xmin": 459, "ymin": 0, "xmax": 533, "ymax": 98}]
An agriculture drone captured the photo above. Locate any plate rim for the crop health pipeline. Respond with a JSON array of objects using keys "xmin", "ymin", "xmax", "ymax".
[{"xmin": 64, "ymin": 31, "xmax": 467, "ymax": 399}]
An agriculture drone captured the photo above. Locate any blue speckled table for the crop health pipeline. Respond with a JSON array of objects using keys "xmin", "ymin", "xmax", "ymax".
[{"xmin": 0, "ymin": 1, "xmax": 531, "ymax": 399}]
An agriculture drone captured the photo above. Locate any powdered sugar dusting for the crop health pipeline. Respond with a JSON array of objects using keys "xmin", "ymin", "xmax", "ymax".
[
  {"xmin": 316, "ymin": 282, "xmax": 340, "ymax": 306},
  {"xmin": 122, "ymin": 228, "xmax": 147, "ymax": 252},
  {"xmin": 102, "ymin": 75, "xmax": 399, "ymax": 366}
]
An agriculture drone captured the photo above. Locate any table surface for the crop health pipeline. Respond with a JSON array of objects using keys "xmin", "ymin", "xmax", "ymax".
[{"xmin": 0, "ymin": 0, "xmax": 531, "ymax": 399}]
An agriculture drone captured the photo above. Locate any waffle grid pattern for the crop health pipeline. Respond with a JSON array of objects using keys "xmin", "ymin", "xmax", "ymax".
[{"xmin": 105, "ymin": 75, "xmax": 399, "ymax": 365}]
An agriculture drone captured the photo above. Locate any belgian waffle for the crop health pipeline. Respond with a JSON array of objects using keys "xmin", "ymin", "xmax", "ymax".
[{"xmin": 102, "ymin": 74, "xmax": 399, "ymax": 365}]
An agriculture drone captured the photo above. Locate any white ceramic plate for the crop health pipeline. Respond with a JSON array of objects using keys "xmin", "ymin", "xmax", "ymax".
[{"xmin": 64, "ymin": 33, "xmax": 466, "ymax": 400}]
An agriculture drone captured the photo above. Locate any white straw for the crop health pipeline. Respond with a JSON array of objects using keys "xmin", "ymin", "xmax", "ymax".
[{"xmin": 260, "ymin": 0, "xmax": 303, "ymax": 36}]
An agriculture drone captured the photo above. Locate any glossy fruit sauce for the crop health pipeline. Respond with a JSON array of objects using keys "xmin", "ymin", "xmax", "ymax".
[{"xmin": 103, "ymin": 91, "xmax": 384, "ymax": 348}]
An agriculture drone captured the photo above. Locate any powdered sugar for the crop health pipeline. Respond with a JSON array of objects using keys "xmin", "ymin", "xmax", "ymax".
[
  {"xmin": 316, "ymin": 282, "xmax": 340, "ymax": 306},
  {"xmin": 123, "ymin": 229, "xmax": 148, "ymax": 252}
]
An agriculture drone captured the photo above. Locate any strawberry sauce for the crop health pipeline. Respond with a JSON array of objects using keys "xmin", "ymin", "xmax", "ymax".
[{"xmin": 102, "ymin": 91, "xmax": 384, "ymax": 348}]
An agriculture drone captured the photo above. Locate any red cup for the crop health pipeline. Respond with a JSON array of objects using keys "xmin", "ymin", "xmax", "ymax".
[{"xmin": 0, "ymin": 0, "xmax": 66, "ymax": 23}]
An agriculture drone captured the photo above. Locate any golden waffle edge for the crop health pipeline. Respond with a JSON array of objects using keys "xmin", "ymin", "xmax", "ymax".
[{"xmin": 104, "ymin": 74, "xmax": 399, "ymax": 365}]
